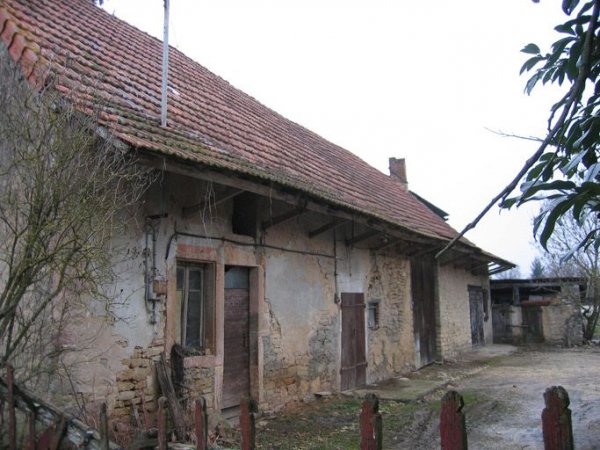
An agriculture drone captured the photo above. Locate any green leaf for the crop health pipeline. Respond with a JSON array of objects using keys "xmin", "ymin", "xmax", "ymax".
[
  {"xmin": 521, "ymin": 43, "xmax": 541, "ymax": 55},
  {"xmin": 525, "ymin": 73, "xmax": 541, "ymax": 95},
  {"xmin": 555, "ymin": 23, "xmax": 576, "ymax": 35},
  {"xmin": 562, "ymin": 0, "xmax": 580, "ymax": 15}
]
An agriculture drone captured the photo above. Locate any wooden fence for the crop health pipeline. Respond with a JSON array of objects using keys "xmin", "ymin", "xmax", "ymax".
[
  {"xmin": 1, "ymin": 358, "xmax": 576, "ymax": 450},
  {"xmin": 0, "ymin": 365, "xmax": 121, "ymax": 450}
]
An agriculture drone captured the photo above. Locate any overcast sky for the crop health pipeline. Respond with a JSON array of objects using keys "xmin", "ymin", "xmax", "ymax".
[{"xmin": 101, "ymin": 1, "xmax": 569, "ymax": 275}]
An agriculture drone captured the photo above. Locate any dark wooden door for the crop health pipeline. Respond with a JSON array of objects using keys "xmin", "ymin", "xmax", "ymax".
[
  {"xmin": 222, "ymin": 267, "xmax": 250, "ymax": 410},
  {"xmin": 469, "ymin": 287, "xmax": 485, "ymax": 345},
  {"xmin": 341, "ymin": 293, "xmax": 366, "ymax": 391},
  {"xmin": 411, "ymin": 256, "xmax": 437, "ymax": 368},
  {"xmin": 522, "ymin": 306, "xmax": 544, "ymax": 343}
]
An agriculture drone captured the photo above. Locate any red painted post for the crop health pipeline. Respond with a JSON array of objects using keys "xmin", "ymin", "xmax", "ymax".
[
  {"xmin": 27, "ymin": 411, "xmax": 35, "ymax": 450},
  {"xmin": 360, "ymin": 394, "xmax": 382, "ymax": 450},
  {"xmin": 195, "ymin": 397, "xmax": 208, "ymax": 450},
  {"xmin": 440, "ymin": 390, "xmax": 468, "ymax": 450},
  {"xmin": 158, "ymin": 397, "xmax": 168, "ymax": 450},
  {"xmin": 7, "ymin": 365, "xmax": 16, "ymax": 450},
  {"xmin": 542, "ymin": 386, "xmax": 574, "ymax": 450},
  {"xmin": 240, "ymin": 397, "xmax": 256, "ymax": 450}
]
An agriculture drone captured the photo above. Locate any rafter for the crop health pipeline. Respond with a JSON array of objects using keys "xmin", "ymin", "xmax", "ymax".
[{"xmin": 182, "ymin": 188, "xmax": 244, "ymax": 218}]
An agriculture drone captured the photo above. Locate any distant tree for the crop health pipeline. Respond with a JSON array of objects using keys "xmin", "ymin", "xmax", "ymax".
[
  {"xmin": 536, "ymin": 205, "xmax": 600, "ymax": 341},
  {"xmin": 494, "ymin": 266, "xmax": 522, "ymax": 280},
  {"xmin": 530, "ymin": 257, "xmax": 546, "ymax": 278},
  {"xmin": 0, "ymin": 46, "xmax": 151, "ymax": 388}
]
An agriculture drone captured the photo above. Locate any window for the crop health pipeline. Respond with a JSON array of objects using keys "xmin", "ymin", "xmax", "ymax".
[
  {"xmin": 368, "ymin": 300, "xmax": 380, "ymax": 329},
  {"xmin": 177, "ymin": 262, "xmax": 215, "ymax": 354}
]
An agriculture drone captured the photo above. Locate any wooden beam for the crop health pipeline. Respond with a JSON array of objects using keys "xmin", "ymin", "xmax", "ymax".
[
  {"xmin": 262, "ymin": 206, "xmax": 305, "ymax": 230},
  {"xmin": 440, "ymin": 253, "xmax": 470, "ymax": 267},
  {"xmin": 347, "ymin": 230, "xmax": 380, "ymax": 246},
  {"xmin": 407, "ymin": 245, "xmax": 440, "ymax": 258},
  {"xmin": 182, "ymin": 188, "xmax": 243, "ymax": 218},
  {"xmin": 308, "ymin": 219, "xmax": 348, "ymax": 239},
  {"xmin": 371, "ymin": 237, "xmax": 403, "ymax": 252}
]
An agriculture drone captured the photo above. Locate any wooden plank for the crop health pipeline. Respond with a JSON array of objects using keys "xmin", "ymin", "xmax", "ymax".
[
  {"xmin": 308, "ymin": 219, "xmax": 348, "ymax": 239},
  {"xmin": 261, "ymin": 206, "xmax": 305, "ymax": 230},
  {"xmin": 157, "ymin": 397, "xmax": 167, "ymax": 450},
  {"xmin": 7, "ymin": 365, "xmax": 16, "ymax": 450},
  {"xmin": 195, "ymin": 397, "xmax": 208, "ymax": 450},
  {"xmin": 440, "ymin": 391, "xmax": 468, "ymax": 450},
  {"xmin": 99, "ymin": 403, "xmax": 109, "ymax": 450},
  {"xmin": 0, "ymin": 374, "xmax": 121, "ymax": 449},
  {"xmin": 346, "ymin": 230, "xmax": 380, "ymax": 246},
  {"xmin": 542, "ymin": 386, "xmax": 574, "ymax": 450},
  {"xmin": 360, "ymin": 394, "xmax": 382, "ymax": 450},
  {"xmin": 223, "ymin": 287, "xmax": 250, "ymax": 409},
  {"xmin": 27, "ymin": 411, "xmax": 35, "ymax": 450},
  {"xmin": 239, "ymin": 398, "xmax": 256, "ymax": 450},
  {"xmin": 182, "ymin": 188, "xmax": 244, "ymax": 218},
  {"xmin": 155, "ymin": 354, "xmax": 187, "ymax": 441}
]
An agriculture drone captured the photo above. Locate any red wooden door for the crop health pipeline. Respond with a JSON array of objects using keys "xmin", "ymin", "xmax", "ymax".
[
  {"xmin": 222, "ymin": 267, "xmax": 250, "ymax": 410},
  {"xmin": 411, "ymin": 256, "xmax": 437, "ymax": 368},
  {"xmin": 341, "ymin": 293, "xmax": 366, "ymax": 391}
]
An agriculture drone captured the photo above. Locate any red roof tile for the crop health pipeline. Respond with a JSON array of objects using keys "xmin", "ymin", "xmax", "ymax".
[{"xmin": 1, "ymin": 0, "xmax": 474, "ymax": 245}]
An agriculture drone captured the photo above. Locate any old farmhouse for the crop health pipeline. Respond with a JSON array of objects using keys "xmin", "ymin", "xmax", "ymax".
[{"xmin": 0, "ymin": 0, "xmax": 512, "ymax": 421}]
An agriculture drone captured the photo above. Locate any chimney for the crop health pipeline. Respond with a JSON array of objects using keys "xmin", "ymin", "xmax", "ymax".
[{"xmin": 389, "ymin": 157, "xmax": 408, "ymax": 190}]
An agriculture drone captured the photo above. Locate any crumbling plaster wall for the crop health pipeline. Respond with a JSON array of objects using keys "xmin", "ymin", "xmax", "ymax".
[
  {"xmin": 59, "ymin": 172, "xmax": 435, "ymax": 418},
  {"xmin": 437, "ymin": 265, "xmax": 490, "ymax": 359}
]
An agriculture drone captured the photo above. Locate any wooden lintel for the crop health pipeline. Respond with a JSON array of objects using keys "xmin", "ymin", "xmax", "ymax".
[
  {"xmin": 136, "ymin": 152, "xmax": 454, "ymax": 249},
  {"xmin": 347, "ymin": 230, "xmax": 380, "ymax": 246},
  {"xmin": 371, "ymin": 237, "xmax": 403, "ymax": 252},
  {"xmin": 308, "ymin": 219, "xmax": 348, "ymax": 239},
  {"xmin": 262, "ymin": 207, "xmax": 305, "ymax": 230},
  {"xmin": 182, "ymin": 188, "xmax": 244, "ymax": 218},
  {"xmin": 408, "ymin": 245, "xmax": 440, "ymax": 258}
]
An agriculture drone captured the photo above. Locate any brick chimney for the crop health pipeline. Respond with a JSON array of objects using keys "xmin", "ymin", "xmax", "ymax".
[{"xmin": 389, "ymin": 157, "xmax": 408, "ymax": 190}]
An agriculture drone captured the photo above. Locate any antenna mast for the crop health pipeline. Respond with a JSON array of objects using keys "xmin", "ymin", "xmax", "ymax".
[{"xmin": 161, "ymin": 0, "xmax": 170, "ymax": 127}]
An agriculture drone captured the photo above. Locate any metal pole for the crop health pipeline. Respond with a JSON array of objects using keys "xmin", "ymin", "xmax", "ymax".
[{"xmin": 161, "ymin": 0, "xmax": 170, "ymax": 127}]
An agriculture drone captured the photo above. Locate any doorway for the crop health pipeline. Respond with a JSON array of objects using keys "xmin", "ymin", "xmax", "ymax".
[{"xmin": 340, "ymin": 293, "xmax": 367, "ymax": 390}]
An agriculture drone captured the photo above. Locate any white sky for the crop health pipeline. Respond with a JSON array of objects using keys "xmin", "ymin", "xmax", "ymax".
[{"xmin": 101, "ymin": 0, "xmax": 569, "ymax": 274}]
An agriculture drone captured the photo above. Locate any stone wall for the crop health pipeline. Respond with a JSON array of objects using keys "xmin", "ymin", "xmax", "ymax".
[
  {"xmin": 437, "ymin": 265, "xmax": 489, "ymax": 360},
  {"xmin": 542, "ymin": 302, "xmax": 583, "ymax": 346},
  {"xmin": 366, "ymin": 252, "xmax": 414, "ymax": 382}
]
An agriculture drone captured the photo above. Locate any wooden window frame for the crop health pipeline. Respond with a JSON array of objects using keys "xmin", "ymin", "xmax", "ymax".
[{"xmin": 177, "ymin": 261, "xmax": 215, "ymax": 354}]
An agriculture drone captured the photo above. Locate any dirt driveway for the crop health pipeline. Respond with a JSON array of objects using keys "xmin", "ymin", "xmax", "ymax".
[{"xmin": 228, "ymin": 346, "xmax": 600, "ymax": 449}]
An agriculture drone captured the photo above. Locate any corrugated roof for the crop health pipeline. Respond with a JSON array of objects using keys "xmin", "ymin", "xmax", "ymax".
[{"xmin": 1, "ymin": 0, "xmax": 482, "ymax": 246}]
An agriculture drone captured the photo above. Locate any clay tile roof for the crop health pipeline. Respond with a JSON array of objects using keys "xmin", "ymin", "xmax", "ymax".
[{"xmin": 1, "ymin": 0, "xmax": 484, "ymax": 247}]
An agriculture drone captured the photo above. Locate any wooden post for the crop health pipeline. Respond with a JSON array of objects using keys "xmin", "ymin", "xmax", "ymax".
[
  {"xmin": 158, "ymin": 397, "xmax": 168, "ymax": 450},
  {"xmin": 99, "ymin": 402, "xmax": 109, "ymax": 450},
  {"xmin": 7, "ymin": 365, "xmax": 16, "ymax": 450},
  {"xmin": 156, "ymin": 353, "xmax": 187, "ymax": 440},
  {"xmin": 240, "ymin": 397, "xmax": 256, "ymax": 450},
  {"xmin": 27, "ymin": 411, "xmax": 35, "ymax": 450},
  {"xmin": 440, "ymin": 390, "xmax": 468, "ymax": 450},
  {"xmin": 360, "ymin": 394, "xmax": 382, "ymax": 450},
  {"xmin": 542, "ymin": 386, "xmax": 574, "ymax": 450},
  {"xmin": 195, "ymin": 397, "xmax": 208, "ymax": 450}
]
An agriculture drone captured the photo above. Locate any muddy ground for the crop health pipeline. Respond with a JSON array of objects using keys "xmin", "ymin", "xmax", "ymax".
[{"xmin": 220, "ymin": 345, "xmax": 600, "ymax": 449}]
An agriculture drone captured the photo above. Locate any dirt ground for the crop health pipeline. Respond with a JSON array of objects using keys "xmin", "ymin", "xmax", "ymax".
[{"xmin": 220, "ymin": 345, "xmax": 600, "ymax": 449}]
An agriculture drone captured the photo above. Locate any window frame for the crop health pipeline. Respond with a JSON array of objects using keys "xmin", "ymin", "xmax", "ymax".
[{"xmin": 177, "ymin": 261, "xmax": 216, "ymax": 354}]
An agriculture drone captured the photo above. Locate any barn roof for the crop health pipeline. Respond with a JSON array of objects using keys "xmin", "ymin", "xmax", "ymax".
[{"xmin": 0, "ymin": 0, "xmax": 513, "ymax": 270}]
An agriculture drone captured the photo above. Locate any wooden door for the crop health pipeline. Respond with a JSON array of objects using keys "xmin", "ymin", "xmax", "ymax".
[
  {"xmin": 411, "ymin": 256, "xmax": 437, "ymax": 368},
  {"xmin": 469, "ymin": 287, "xmax": 485, "ymax": 345},
  {"xmin": 522, "ymin": 306, "xmax": 544, "ymax": 343},
  {"xmin": 222, "ymin": 267, "xmax": 250, "ymax": 410},
  {"xmin": 341, "ymin": 293, "xmax": 366, "ymax": 391}
]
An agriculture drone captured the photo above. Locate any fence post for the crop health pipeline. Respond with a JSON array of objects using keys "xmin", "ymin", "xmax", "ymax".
[
  {"xmin": 27, "ymin": 411, "xmax": 35, "ymax": 450},
  {"xmin": 7, "ymin": 365, "xmax": 16, "ymax": 450},
  {"xmin": 240, "ymin": 397, "xmax": 256, "ymax": 450},
  {"xmin": 195, "ymin": 397, "xmax": 208, "ymax": 450},
  {"xmin": 542, "ymin": 386, "xmax": 574, "ymax": 450},
  {"xmin": 158, "ymin": 397, "xmax": 168, "ymax": 450},
  {"xmin": 99, "ymin": 402, "xmax": 109, "ymax": 450},
  {"xmin": 440, "ymin": 390, "xmax": 468, "ymax": 450},
  {"xmin": 360, "ymin": 393, "xmax": 382, "ymax": 450}
]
